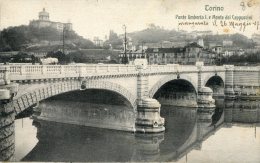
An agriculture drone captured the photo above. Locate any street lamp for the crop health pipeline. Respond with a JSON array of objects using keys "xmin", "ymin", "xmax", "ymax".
[
  {"xmin": 141, "ymin": 41, "xmax": 144, "ymax": 56},
  {"xmin": 122, "ymin": 24, "xmax": 128, "ymax": 64}
]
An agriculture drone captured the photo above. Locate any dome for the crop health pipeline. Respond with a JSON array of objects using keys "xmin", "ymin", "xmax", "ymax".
[
  {"xmin": 39, "ymin": 8, "xmax": 49, "ymax": 20},
  {"xmin": 39, "ymin": 8, "xmax": 49, "ymax": 16}
]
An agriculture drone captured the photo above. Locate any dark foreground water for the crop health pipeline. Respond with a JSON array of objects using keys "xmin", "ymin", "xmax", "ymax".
[{"xmin": 15, "ymin": 100, "xmax": 260, "ymax": 162}]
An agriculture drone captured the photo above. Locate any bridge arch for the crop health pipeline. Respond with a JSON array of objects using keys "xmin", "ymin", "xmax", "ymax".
[
  {"xmin": 149, "ymin": 75, "xmax": 197, "ymax": 98},
  {"xmin": 203, "ymin": 73, "xmax": 225, "ymax": 87},
  {"xmin": 204, "ymin": 75, "xmax": 225, "ymax": 95},
  {"xmin": 8, "ymin": 80, "xmax": 137, "ymax": 115}
]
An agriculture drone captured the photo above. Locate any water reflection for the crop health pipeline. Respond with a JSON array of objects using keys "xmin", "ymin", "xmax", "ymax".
[
  {"xmin": 15, "ymin": 99, "xmax": 260, "ymax": 162},
  {"xmin": 38, "ymin": 100, "xmax": 135, "ymax": 131}
]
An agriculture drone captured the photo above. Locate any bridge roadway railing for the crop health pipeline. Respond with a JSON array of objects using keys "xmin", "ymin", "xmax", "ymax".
[
  {"xmin": 1, "ymin": 64, "xmax": 138, "ymax": 81},
  {"xmin": 144, "ymin": 65, "xmax": 226, "ymax": 74},
  {"xmin": 145, "ymin": 64, "xmax": 199, "ymax": 73},
  {"xmin": 1, "ymin": 64, "xmax": 215, "ymax": 81},
  {"xmin": 234, "ymin": 66, "xmax": 260, "ymax": 71},
  {"xmin": 1, "ymin": 64, "xmax": 260, "ymax": 85},
  {"xmin": 201, "ymin": 66, "xmax": 225, "ymax": 72},
  {"xmin": 233, "ymin": 66, "xmax": 260, "ymax": 88}
]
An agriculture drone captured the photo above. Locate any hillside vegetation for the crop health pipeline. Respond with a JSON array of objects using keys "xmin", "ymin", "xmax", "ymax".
[{"xmin": 0, "ymin": 25, "xmax": 95, "ymax": 51}]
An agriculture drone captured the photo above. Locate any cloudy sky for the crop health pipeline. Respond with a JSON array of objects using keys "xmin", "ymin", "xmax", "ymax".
[{"xmin": 0, "ymin": 0, "xmax": 259, "ymax": 40}]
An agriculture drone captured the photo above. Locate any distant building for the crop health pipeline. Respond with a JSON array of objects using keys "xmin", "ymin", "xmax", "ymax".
[
  {"xmin": 252, "ymin": 33, "xmax": 260, "ymax": 49},
  {"xmin": 93, "ymin": 37, "xmax": 104, "ymax": 47},
  {"xmin": 170, "ymin": 41, "xmax": 188, "ymax": 48},
  {"xmin": 119, "ymin": 42, "xmax": 220, "ymax": 65},
  {"xmin": 191, "ymin": 30, "xmax": 213, "ymax": 38},
  {"xmin": 143, "ymin": 43, "xmax": 161, "ymax": 48},
  {"xmin": 40, "ymin": 57, "xmax": 58, "ymax": 65},
  {"xmin": 29, "ymin": 8, "xmax": 72, "ymax": 32},
  {"xmin": 252, "ymin": 33, "xmax": 260, "ymax": 42},
  {"xmin": 118, "ymin": 49, "xmax": 146, "ymax": 64},
  {"xmin": 208, "ymin": 42, "xmax": 217, "ymax": 49},
  {"xmin": 197, "ymin": 39, "xmax": 204, "ymax": 47},
  {"xmin": 144, "ymin": 41, "xmax": 175, "ymax": 49},
  {"xmin": 0, "ymin": 51, "xmax": 19, "ymax": 57},
  {"xmin": 223, "ymin": 50, "xmax": 234, "ymax": 57},
  {"xmin": 146, "ymin": 47, "xmax": 187, "ymax": 64},
  {"xmin": 211, "ymin": 45, "xmax": 223, "ymax": 54},
  {"xmin": 223, "ymin": 40, "xmax": 233, "ymax": 47}
]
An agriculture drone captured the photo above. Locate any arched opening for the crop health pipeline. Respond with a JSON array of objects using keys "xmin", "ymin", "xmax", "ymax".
[
  {"xmin": 14, "ymin": 88, "xmax": 136, "ymax": 161},
  {"xmin": 46, "ymin": 89, "xmax": 133, "ymax": 108},
  {"xmin": 153, "ymin": 79, "xmax": 197, "ymax": 107},
  {"xmin": 205, "ymin": 76, "xmax": 224, "ymax": 97},
  {"xmin": 34, "ymin": 89, "xmax": 136, "ymax": 131}
]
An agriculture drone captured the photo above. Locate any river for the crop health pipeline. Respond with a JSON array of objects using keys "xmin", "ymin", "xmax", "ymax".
[{"xmin": 14, "ymin": 99, "xmax": 260, "ymax": 162}]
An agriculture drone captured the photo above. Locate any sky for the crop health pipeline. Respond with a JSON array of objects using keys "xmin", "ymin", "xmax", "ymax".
[{"xmin": 0, "ymin": 0, "xmax": 260, "ymax": 40}]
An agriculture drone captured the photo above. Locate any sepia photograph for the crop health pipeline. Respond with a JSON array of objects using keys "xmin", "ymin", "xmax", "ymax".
[{"xmin": 0, "ymin": 0, "xmax": 260, "ymax": 162}]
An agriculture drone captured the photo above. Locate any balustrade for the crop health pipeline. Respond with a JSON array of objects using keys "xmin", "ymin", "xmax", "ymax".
[
  {"xmin": 0, "ymin": 64, "xmax": 139, "ymax": 81},
  {"xmin": 0, "ymin": 64, "xmax": 259, "ymax": 88}
]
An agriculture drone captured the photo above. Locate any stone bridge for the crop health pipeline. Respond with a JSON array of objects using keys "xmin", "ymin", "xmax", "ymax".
[{"xmin": 0, "ymin": 62, "xmax": 260, "ymax": 160}]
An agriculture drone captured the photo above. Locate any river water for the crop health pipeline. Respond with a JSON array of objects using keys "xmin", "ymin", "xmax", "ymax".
[{"xmin": 14, "ymin": 99, "xmax": 260, "ymax": 162}]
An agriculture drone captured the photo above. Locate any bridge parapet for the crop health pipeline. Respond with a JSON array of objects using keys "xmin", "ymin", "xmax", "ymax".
[
  {"xmin": 1, "ymin": 64, "xmax": 138, "ymax": 81},
  {"xmin": 144, "ymin": 64, "xmax": 199, "ymax": 74},
  {"xmin": 234, "ymin": 66, "xmax": 260, "ymax": 72},
  {"xmin": 146, "ymin": 64, "xmax": 177, "ymax": 72},
  {"xmin": 201, "ymin": 66, "xmax": 225, "ymax": 72},
  {"xmin": 0, "ymin": 66, "xmax": 10, "ymax": 85},
  {"xmin": 78, "ymin": 64, "xmax": 137, "ymax": 77}
]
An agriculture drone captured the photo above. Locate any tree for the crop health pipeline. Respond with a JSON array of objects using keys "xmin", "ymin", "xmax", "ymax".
[{"xmin": 0, "ymin": 25, "xmax": 95, "ymax": 52}]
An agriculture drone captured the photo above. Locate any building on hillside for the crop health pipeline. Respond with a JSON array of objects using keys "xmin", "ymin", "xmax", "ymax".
[
  {"xmin": 0, "ymin": 51, "xmax": 19, "ymax": 57},
  {"xmin": 197, "ymin": 38, "xmax": 204, "ymax": 47},
  {"xmin": 211, "ymin": 45, "xmax": 223, "ymax": 54},
  {"xmin": 143, "ymin": 41, "xmax": 176, "ymax": 48},
  {"xmin": 190, "ymin": 30, "xmax": 213, "ymax": 38},
  {"xmin": 223, "ymin": 40, "xmax": 233, "ymax": 47},
  {"xmin": 208, "ymin": 42, "xmax": 218, "ymax": 49},
  {"xmin": 24, "ymin": 44, "xmax": 77, "ymax": 58},
  {"xmin": 29, "ymin": 8, "xmax": 72, "ymax": 32},
  {"xmin": 118, "ymin": 42, "xmax": 221, "ymax": 65},
  {"xmin": 252, "ymin": 33, "xmax": 260, "ymax": 49},
  {"xmin": 118, "ymin": 49, "xmax": 146, "ymax": 64},
  {"xmin": 146, "ymin": 47, "xmax": 187, "ymax": 64},
  {"xmin": 93, "ymin": 37, "xmax": 104, "ymax": 47}
]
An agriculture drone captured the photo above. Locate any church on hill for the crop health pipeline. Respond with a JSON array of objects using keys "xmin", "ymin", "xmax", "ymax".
[{"xmin": 29, "ymin": 8, "xmax": 72, "ymax": 32}]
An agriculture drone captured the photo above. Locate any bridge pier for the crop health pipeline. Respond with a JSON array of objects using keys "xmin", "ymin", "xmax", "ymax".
[
  {"xmin": 197, "ymin": 87, "xmax": 215, "ymax": 112},
  {"xmin": 224, "ymin": 65, "xmax": 235, "ymax": 99},
  {"xmin": 0, "ymin": 110, "xmax": 15, "ymax": 161},
  {"xmin": 196, "ymin": 62, "xmax": 215, "ymax": 111},
  {"xmin": 0, "ymin": 67, "xmax": 18, "ymax": 161},
  {"xmin": 135, "ymin": 98, "xmax": 165, "ymax": 133},
  {"xmin": 131, "ymin": 133, "xmax": 164, "ymax": 161},
  {"xmin": 135, "ymin": 61, "xmax": 165, "ymax": 133}
]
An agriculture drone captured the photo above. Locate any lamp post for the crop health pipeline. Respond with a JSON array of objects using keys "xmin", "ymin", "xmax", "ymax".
[
  {"xmin": 62, "ymin": 26, "xmax": 66, "ymax": 55},
  {"xmin": 141, "ymin": 41, "xmax": 144, "ymax": 56},
  {"xmin": 122, "ymin": 24, "xmax": 128, "ymax": 64}
]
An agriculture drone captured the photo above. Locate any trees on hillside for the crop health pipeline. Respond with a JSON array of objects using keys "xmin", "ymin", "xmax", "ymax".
[
  {"xmin": 203, "ymin": 33, "xmax": 255, "ymax": 49},
  {"xmin": 0, "ymin": 25, "xmax": 95, "ymax": 52},
  {"xmin": 220, "ymin": 52, "xmax": 260, "ymax": 65}
]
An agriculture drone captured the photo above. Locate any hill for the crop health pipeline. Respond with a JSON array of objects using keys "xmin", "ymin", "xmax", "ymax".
[
  {"xmin": 126, "ymin": 24, "xmax": 255, "ymax": 49},
  {"xmin": 0, "ymin": 25, "xmax": 95, "ymax": 51}
]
